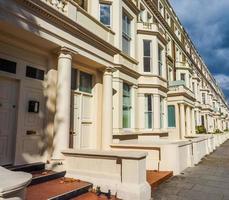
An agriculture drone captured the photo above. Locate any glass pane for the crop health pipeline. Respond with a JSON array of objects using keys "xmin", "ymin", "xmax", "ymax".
[
  {"xmin": 122, "ymin": 36, "xmax": 130, "ymax": 55},
  {"xmin": 122, "ymin": 13, "xmax": 131, "ymax": 37},
  {"xmin": 123, "ymin": 83, "xmax": 131, "ymax": 128},
  {"xmin": 145, "ymin": 112, "xmax": 152, "ymax": 129},
  {"xmin": 26, "ymin": 66, "xmax": 44, "ymax": 80},
  {"xmin": 168, "ymin": 105, "xmax": 176, "ymax": 127},
  {"xmin": 79, "ymin": 71, "xmax": 92, "ymax": 93},
  {"xmin": 71, "ymin": 68, "xmax": 77, "ymax": 90},
  {"xmin": 100, "ymin": 4, "xmax": 110, "ymax": 26},
  {"xmin": 144, "ymin": 40, "xmax": 151, "ymax": 57},
  {"xmin": 0, "ymin": 58, "xmax": 16, "ymax": 74},
  {"xmin": 144, "ymin": 57, "xmax": 151, "ymax": 72}
]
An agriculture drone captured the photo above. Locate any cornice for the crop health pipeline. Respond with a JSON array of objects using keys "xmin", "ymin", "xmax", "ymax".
[
  {"xmin": 167, "ymin": 92, "xmax": 196, "ymax": 102},
  {"xmin": 16, "ymin": 0, "xmax": 120, "ymax": 56},
  {"xmin": 138, "ymin": 83, "xmax": 169, "ymax": 93},
  {"xmin": 114, "ymin": 65, "xmax": 140, "ymax": 79},
  {"xmin": 123, "ymin": 0, "xmax": 140, "ymax": 15}
]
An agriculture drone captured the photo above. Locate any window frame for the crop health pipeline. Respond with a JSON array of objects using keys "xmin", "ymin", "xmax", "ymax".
[
  {"xmin": 143, "ymin": 40, "xmax": 152, "ymax": 73},
  {"xmin": 158, "ymin": 45, "xmax": 163, "ymax": 77},
  {"xmin": 123, "ymin": 83, "xmax": 132, "ymax": 129},
  {"xmin": 99, "ymin": 1, "xmax": 112, "ymax": 28},
  {"xmin": 122, "ymin": 10, "xmax": 132, "ymax": 56},
  {"xmin": 145, "ymin": 94, "xmax": 153, "ymax": 129},
  {"xmin": 168, "ymin": 105, "xmax": 176, "ymax": 128}
]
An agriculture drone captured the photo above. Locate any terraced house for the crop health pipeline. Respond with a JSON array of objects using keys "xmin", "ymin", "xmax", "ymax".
[{"xmin": 0, "ymin": 0, "xmax": 229, "ymax": 199}]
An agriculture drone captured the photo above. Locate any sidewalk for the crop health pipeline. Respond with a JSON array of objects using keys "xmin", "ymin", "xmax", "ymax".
[{"xmin": 152, "ymin": 139, "xmax": 229, "ymax": 200}]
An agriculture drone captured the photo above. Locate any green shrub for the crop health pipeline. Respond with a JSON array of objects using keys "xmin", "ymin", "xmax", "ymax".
[
  {"xmin": 196, "ymin": 125, "xmax": 207, "ymax": 134},
  {"xmin": 224, "ymin": 128, "xmax": 229, "ymax": 132},
  {"xmin": 213, "ymin": 129, "xmax": 223, "ymax": 134}
]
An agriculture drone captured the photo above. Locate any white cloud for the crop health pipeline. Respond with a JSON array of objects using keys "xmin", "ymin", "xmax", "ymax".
[{"xmin": 214, "ymin": 74, "xmax": 229, "ymax": 91}]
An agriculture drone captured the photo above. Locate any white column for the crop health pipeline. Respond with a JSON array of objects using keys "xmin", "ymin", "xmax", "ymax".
[
  {"xmin": 196, "ymin": 110, "xmax": 200, "ymax": 126},
  {"xmin": 180, "ymin": 104, "xmax": 186, "ymax": 139},
  {"xmin": 131, "ymin": 85, "xmax": 138, "ymax": 130},
  {"xmin": 113, "ymin": 77, "xmax": 123, "ymax": 135},
  {"xmin": 163, "ymin": 98, "xmax": 168, "ymax": 130},
  {"xmin": 186, "ymin": 106, "xmax": 191, "ymax": 136},
  {"xmin": 102, "ymin": 67, "xmax": 113, "ymax": 150},
  {"xmin": 175, "ymin": 104, "xmax": 180, "ymax": 138},
  {"xmin": 138, "ymin": 93, "xmax": 145, "ymax": 130},
  {"xmin": 191, "ymin": 108, "xmax": 196, "ymax": 135},
  {"xmin": 153, "ymin": 94, "xmax": 160, "ymax": 130},
  {"xmin": 53, "ymin": 48, "xmax": 72, "ymax": 159}
]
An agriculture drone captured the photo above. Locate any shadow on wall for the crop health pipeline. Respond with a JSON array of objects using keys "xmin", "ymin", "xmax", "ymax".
[{"xmin": 0, "ymin": 0, "xmax": 62, "ymax": 163}]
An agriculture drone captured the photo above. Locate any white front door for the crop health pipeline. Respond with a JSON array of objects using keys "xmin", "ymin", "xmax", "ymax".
[
  {"xmin": 0, "ymin": 77, "xmax": 18, "ymax": 165},
  {"xmin": 71, "ymin": 92, "xmax": 92, "ymax": 149}
]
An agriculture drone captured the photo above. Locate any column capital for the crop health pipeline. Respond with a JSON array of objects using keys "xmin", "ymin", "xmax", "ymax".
[
  {"xmin": 57, "ymin": 47, "xmax": 77, "ymax": 57},
  {"xmin": 104, "ymin": 66, "xmax": 115, "ymax": 73}
]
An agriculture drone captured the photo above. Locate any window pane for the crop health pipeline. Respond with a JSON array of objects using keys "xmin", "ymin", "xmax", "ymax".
[
  {"xmin": 79, "ymin": 71, "xmax": 92, "ymax": 93},
  {"xmin": 0, "ymin": 58, "xmax": 17, "ymax": 74},
  {"xmin": 144, "ymin": 40, "xmax": 151, "ymax": 56},
  {"xmin": 143, "ymin": 57, "xmax": 151, "ymax": 72},
  {"xmin": 122, "ymin": 36, "xmax": 130, "ymax": 55},
  {"xmin": 168, "ymin": 105, "xmax": 176, "ymax": 127},
  {"xmin": 158, "ymin": 46, "xmax": 163, "ymax": 76},
  {"xmin": 123, "ymin": 83, "xmax": 131, "ymax": 128},
  {"xmin": 145, "ymin": 95, "xmax": 153, "ymax": 129},
  {"xmin": 100, "ymin": 4, "xmax": 111, "ymax": 26},
  {"xmin": 71, "ymin": 68, "xmax": 77, "ymax": 90},
  {"xmin": 26, "ymin": 66, "xmax": 44, "ymax": 80}
]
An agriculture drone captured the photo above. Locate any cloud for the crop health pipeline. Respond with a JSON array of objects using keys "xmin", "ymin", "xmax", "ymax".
[
  {"xmin": 170, "ymin": 0, "xmax": 229, "ymax": 102},
  {"xmin": 214, "ymin": 74, "xmax": 229, "ymax": 91}
]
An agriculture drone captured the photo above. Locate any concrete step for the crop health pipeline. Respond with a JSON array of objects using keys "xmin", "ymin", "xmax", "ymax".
[
  {"xmin": 26, "ymin": 177, "xmax": 92, "ymax": 200},
  {"xmin": 30, "ymin": 170, "xmax": 66, "ymax": 186}
]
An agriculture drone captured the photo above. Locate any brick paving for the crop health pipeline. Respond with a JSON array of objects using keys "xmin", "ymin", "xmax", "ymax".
[{"xmin": 152, "ymin": 140, "xmax": 229, "ymax": 200}]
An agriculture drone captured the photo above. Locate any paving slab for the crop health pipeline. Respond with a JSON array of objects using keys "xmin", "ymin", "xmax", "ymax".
[{"xmin": 152, "ymin": 140, "xmax": 229, "ymax": 200}]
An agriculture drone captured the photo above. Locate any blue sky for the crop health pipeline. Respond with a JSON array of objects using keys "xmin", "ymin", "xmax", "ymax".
[{"xmin": 169, "ymin": 0, "xmax": 229, "ymax": 102}]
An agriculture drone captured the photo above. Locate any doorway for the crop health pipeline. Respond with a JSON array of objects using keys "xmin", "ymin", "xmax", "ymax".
[{"xmin": 0, "ymin": 76, "xmax": 18, "ymax": 165}]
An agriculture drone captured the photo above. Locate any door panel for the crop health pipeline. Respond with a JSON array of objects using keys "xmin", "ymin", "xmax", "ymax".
[
  {"xmin": 71, "ymin": 93, "xmax": 92, "ymax": 149},
  {"xmin": 0, "ymin": 77, "xmax": 18, "ymax": 165}
]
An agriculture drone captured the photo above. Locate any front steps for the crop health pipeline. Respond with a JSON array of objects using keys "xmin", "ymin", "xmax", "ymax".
[
  {"xmin": 7, "ymin": 163, "xmax": 118, "ymax": 200},
  {"xmin": 147, "ymin": 170, "xmax": 173, "ymax": 189}
]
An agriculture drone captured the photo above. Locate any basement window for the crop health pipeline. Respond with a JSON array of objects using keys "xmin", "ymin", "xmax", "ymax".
[
  {"xmin": 26, "ymin": 66, "xmax": 44, "ymax": 80},
  {"xmin": 0, "ymin": 58, "xmax": 16, "ymax": 74}
]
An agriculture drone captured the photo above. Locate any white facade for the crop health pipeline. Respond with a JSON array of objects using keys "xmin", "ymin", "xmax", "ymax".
[{"xmin": 0, "ymin": 0, "xmax": 229, "ymax": 198}]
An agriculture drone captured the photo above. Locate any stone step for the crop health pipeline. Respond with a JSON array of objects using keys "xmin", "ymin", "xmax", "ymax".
[
  {"xmin": 6, "ymin": 162, "xmax": 45, "ymax": 173},
  {"xmin": 30, "ymin": 170, "xmax": 66, "ymax": 186},
  {"xmin": 26, "ymin": 177, "xmax": 92, "ymax": 200},
  {"xmin": 147, "ymin": 170, "xmax": 173, "ymax": 188}
]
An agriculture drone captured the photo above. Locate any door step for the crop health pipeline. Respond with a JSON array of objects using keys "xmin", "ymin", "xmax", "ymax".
[
  {"xmin": 30, "ymin": 170, "xmax": 66, "ymax": 186},
  {"xmin": 6, "ymin": 162, "xmax": 45, "ymax": 172},
  {"xmin": 26, "ymin": 177, "xmax": 92, "ymax": 200}
]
